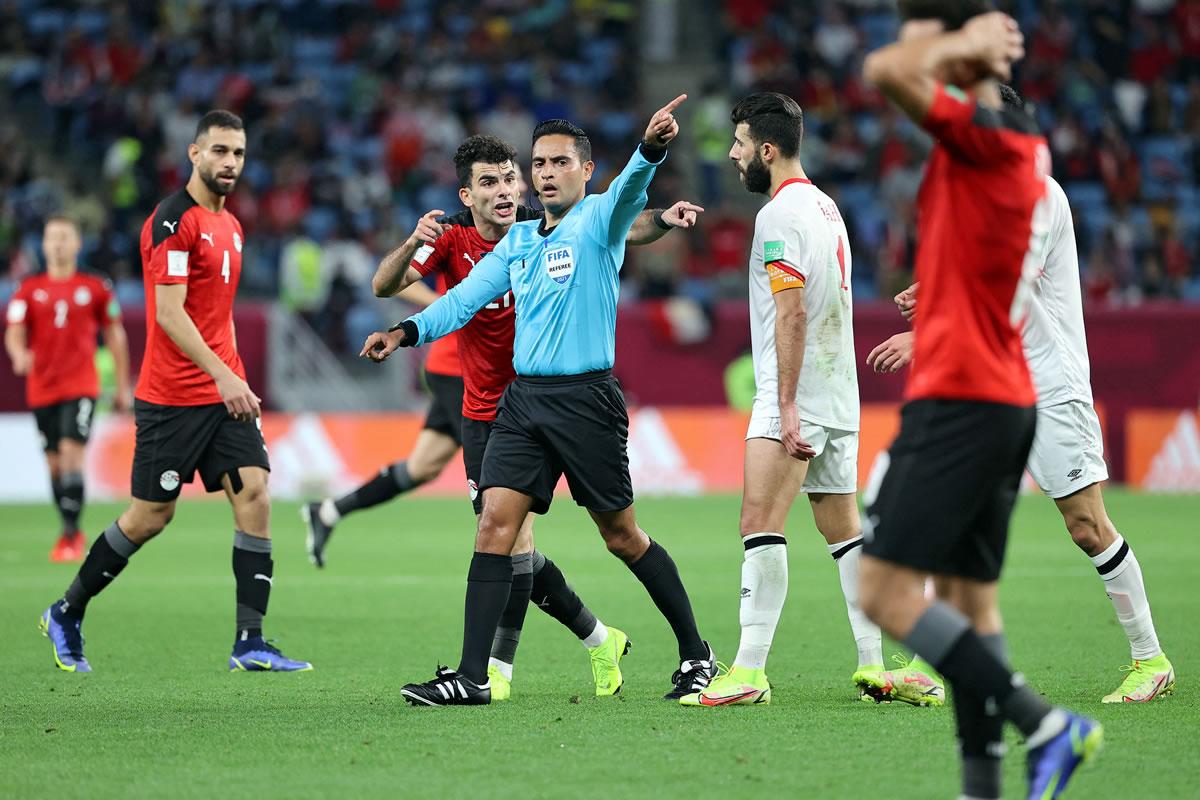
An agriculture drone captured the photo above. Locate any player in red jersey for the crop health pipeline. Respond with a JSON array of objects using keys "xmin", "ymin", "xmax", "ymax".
[
  {"xmin": 38, "ymin": 110, "xmax": 310, "ymax": 674},
  {"xmin": 856, "ymin": 5, "xmax": 1100, "ymax": 800},
  {"xmin": 5, "ymin": 216, "xmax": 131, "ymax": 562}
]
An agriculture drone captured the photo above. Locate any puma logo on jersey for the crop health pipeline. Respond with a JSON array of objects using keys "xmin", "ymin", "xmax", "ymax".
[
  {"xmin": 200, "ymin": 232, "xmax": 214, "ymax": 246},
  {"xmin": 162, "ymin": 220, "xmax": 178, "ymax": 233},
  {"xmin": 463, "ymin": 252, "xmax": 479, "ymax": 268}
]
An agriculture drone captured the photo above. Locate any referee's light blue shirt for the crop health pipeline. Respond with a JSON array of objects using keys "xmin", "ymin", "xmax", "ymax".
[{"xmin": 407, "ymin": 145, "xmax": 665, "ymax": 376}]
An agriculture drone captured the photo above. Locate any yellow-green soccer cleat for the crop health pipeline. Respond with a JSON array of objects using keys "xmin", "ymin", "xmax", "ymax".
[
  {"xmin": 852, "ymin": 664, "xmax": 886, "ymax": 703},
  {"xmin": 679, "ymin": 665, "xmax": 770, "ymax": 707},
  {"xmin": 487, "ymin": 664, "xmax": 512, "ymax": 701},
  {"xmin": 856, "ymin": 654, "xmax": 945, "ymax": 707},
  {"xmin": 588, "ymin": 627, "xmax": 631, "ymax": 696},
  {"xmin": 1102, "ymin": 654, "xmax": 1175, "ymax": 703}
]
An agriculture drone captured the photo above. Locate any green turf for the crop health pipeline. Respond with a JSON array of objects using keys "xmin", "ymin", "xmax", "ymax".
[{"xmin": 1, "ymin": 490, "xmax": 1195, "ymax": 798}]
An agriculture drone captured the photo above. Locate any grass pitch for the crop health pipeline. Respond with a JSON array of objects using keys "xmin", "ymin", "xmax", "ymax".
[{"xmin": 1, "ymin": 490, "xmax": 1196, "ymax": 798}]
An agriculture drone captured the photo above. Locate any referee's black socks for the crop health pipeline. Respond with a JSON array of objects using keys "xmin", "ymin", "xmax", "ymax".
[
  {"xmin": 61, "ymin": 521, "xmax": 140, "ymax": 619},
  {"xmin": 627, "ymin": 540, "xmax": 706, "ymax": 661},
  {"xmin": 458, "ymin": 552, "xmax": 513, "ymax": 684}
]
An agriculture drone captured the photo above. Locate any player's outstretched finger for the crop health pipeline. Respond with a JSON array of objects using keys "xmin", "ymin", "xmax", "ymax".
[
  {"xmin": 661, "ymin": 94, "xmax": 687, "ymax": 114},
  {"xmin": 359, "ymin": 333, "xmax": 382, "ymax": 358}
]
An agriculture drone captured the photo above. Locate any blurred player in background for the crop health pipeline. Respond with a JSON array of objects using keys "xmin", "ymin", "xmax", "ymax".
[
  {"xmin": 38, "ymin": 110, "xmax": 311, "ymax": 674},
  {"xmin": 5, "ymin": 216, "xmax": 131, "ymax": 562},
  {"xmin": 858, "ymin": 5, "xmax": 1100, "ymax": 799},
  {"xmin": 869, "ymin": 84, "xmax": 1174, "ymax": 706},
  {"xmin": 681, "ymin": 92, "xmax": 940, "ymax": 708}
]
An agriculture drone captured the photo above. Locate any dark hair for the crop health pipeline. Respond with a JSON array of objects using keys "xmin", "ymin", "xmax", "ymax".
[
  {"xmin": 453, "ymin": 135, "xmax": 519, "ymax": 188},
  {"xmin": 531, "ymin": 119, "xmax": 592, "ymax": 162},
  {"xmin": 998, "ymin": 83, "xmax": 1023, "ymax": 110},
  {"xmin": 730, "ymin": 92, "xmax": 804, "ymax": 158},
  {"xmin": 195, "ymin": 109, "xmax": 244, "ymax": 141},
  {"xmin": 897, "ymin": 0, "xmax": 992, "ymax": 30}
]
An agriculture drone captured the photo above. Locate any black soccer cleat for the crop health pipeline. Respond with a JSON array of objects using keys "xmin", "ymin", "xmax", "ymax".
[
  {"xmin": 300, "ymin": 502, "xmax": 334, "ymax": 568},
  {"xmin": 402, "ymin": 666, "xmax": 491, "ymax": 706},
  {"xmin": 664, "ymin": 641, "xmax": 718, "ymax": 700}
]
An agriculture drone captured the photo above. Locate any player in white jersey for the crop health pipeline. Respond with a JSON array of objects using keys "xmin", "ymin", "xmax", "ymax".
[
  {"xmin": 682, "ymin": 92, "xmax": 941, "ymax": 707},
  {"xmin": 867, "ymin": 86, "xmax": 1173, "ymax": 705}
]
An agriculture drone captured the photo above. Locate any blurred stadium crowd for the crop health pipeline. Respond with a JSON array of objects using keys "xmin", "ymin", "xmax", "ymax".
[{"xmin": 1, "ymin": 0, "xmax": 1198, "ymax": 355}]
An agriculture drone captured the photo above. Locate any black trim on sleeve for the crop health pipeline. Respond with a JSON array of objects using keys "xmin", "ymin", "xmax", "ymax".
[
  {"xmin": 151, "ymin": 188, "xmax": 198, "ymax": 247},
  {"xmin": 638, "ymin": 142, "xmax": 668, "ymax": 163},
  {"xmin": 385, "ymin": 319, "xmax": 420, "ymax": 347}
]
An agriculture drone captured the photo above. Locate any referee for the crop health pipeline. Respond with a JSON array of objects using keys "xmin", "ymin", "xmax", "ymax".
[{"xmin": 363, "ymin": 95, "xmax": 715, "ymax": 706}]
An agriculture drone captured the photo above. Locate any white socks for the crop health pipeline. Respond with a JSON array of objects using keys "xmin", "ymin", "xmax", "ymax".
[
  {"xmin": 829, "ymin": 535, "xmax": 884, "ymax": 668},
  {"xmin": 734, "ymin": 533, "xmax": 789, "ymax": 670},
  {"xmin": 581, "ymin": 620, "xmax": 609, "ymax": 649},
  {"xmin": 318, "ymin": 498, "xmax": 341, "ymax": 527},
  {"xmin": 1090, "ymin": 535, "xmax": 1162, "ymax": 660}
]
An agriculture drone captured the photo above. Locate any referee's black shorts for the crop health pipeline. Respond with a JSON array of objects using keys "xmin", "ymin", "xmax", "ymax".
[
  {"xmin": 862, "ymin": 398, "xmax": 1036, "ymax": 583},
  {"xmin": 422, "ymin": 369, "xmax": 465, "ymax": 446},
  {"xmin": 480, "ymin": 370, "xmax": 633, "ymax": 516}
]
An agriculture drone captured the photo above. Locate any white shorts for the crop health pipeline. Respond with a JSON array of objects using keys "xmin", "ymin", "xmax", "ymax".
[
  {"xmin": 746, "ymin": 409, "xmax": 858, "ymax": 494},
  {"xmin": 1027, "ymin": 400, "xmax": 1109, "ymax": 499}
]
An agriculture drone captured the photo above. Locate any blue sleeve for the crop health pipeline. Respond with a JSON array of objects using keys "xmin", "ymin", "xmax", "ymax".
[
  {"xmin": 590, "ymin": 145, "xmax": 665, "ymax": 248},
  {"xmin": 408, "ymin": 245, "xmax": 512, "ymax": 345}
]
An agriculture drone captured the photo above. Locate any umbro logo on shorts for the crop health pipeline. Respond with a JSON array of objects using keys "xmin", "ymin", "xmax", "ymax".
[{"xmin": 1067, "ymin": 468, "xmax": 1082, "ymax": 480}]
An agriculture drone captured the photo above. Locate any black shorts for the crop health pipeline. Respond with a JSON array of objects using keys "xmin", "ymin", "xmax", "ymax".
[
  {"xmin": 130, "ymin": 400, "xmax": 271, "ymax": 502},
  {"xmin": 461, "ymin": 416, "xmax": 492, "ymax": 515},
  {"xmin": 33, "ymin": 397, "xmax": 96, "ymax": 451},
  {"xmin": 423, "ymin": 370, "xmax": 465, "ymax": 446},
  {"xmin": 480, "ymin": 370, "xmax": 633, "ymax": 515},
  {"xmin": 862, "ymin": 399, "xmax": 1036, "ymax": 583}
]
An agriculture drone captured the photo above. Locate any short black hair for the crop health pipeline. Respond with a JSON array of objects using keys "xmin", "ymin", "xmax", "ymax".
[
  {"xmin": 531, "ymin": 119, "xmax": 592, "ymax": 162},
  {"xmin": 897, "ymin": 0, "xmax": 992, "ymax": 30},
  {"xmin": 998, "ymin": 83, "xmax": 1023, "ymax": 110},
  {"xmin": 195, "ymin": 109, "xmax": 244, "ymax": 142},
  {"xmin": 730, "ymin": 92, "xmax": 804, "ymax": 158},
  {"xmin": 454, "ymin": 135, "xmax": 519, "ymax": 188}
]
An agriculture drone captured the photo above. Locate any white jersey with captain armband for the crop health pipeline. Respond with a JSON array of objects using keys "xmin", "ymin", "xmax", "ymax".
[
  {"xmin": 748, "ymin": 178, "xmax": 859, "ymax": 432},
  {"xmin": 1022, "ymin": 176, "xmax": 1093, "ymax": 408}
]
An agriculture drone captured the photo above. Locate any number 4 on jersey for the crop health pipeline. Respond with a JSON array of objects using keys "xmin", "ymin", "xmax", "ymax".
[{"xmin": 221, "ymin": 250, "xmax": 230, "ymax": 284}]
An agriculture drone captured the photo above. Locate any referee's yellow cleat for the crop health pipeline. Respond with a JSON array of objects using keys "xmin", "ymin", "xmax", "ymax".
[
  {"xmin": 589, "ymin": 627, "xmax": 630, "ymax": 696},
  {"xmin": 487, "ymin": 664, "xmax": 512, "ymax": 701},
  {"xmin": 679, "ymin": 665, "xmax": 770, "ymax": 707}
]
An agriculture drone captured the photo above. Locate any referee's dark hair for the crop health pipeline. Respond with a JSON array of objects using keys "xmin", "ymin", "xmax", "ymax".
[
  {"xmin": 999, "ymin": 83, "xmax": 1024, "ymax": 110},
  {"xmin": 195, "ymin": 109, "xmax": 244, "ymax": 142},
  {"xmin": 897, "ymin": 0, "xmax": 992, "ymax": 30},
  {"xmin": 730, "ymin": 92, "xmax": 804, "ymax": 158},
  {"xmin": 532, "ymin": 119, "xmax": 592, "ymax": 163},
  {"xmin": 454, "ymin": 135, "xmax": 519, "ymax": 188}
]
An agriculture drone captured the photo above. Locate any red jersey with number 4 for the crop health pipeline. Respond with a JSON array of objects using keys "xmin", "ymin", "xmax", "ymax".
[
  {"xmin": 410, "ymin": 208, "xmax": 535, "ymax": 420},
  {"xmin": 136, "ymin": 188, "xmax": 247, "ymax": 406},
  {"xmin": 5, "ymin": 272, "xmax": 119, "ymax": 408},
  {"xmin": 906, "ymin": 83, "xmax": 1049, "ymax": 407}
]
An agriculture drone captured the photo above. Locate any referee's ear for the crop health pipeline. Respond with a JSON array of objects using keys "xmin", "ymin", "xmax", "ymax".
[{"xmin": 582, "ymin": 159, "xmax": 595, "ymax": 182}]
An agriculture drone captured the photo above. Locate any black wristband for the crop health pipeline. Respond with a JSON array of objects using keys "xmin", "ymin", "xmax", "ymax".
[
  {"xmin": 386, "ymin": 319, "xmax": 420, "ymax": 346},
  {"xmin": 639, "ymin": 141, "xmax": 668, "ymax": 163},
  {"xmin": 652, "ymin": 209, "xmax": 671, "ymax": 230}
]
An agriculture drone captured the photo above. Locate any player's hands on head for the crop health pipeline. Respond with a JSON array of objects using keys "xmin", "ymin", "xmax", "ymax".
[
  {"xmin": 663, "ymin": 201, "xmax": 705, "ymax": 229},
  {"xmin": 215, "ymin": 371, "xmax": 261, "ymax": 421},
  {"xmin": 360, "ymin": 329, "xmax": 405, "ymax": 363},
  {"xmin": 409, "ymin": 210, "xmax": 449, "ymax": 248},
  {"xmin": 962, "ymin": 11, "xmax": 1024, "ymax": 81},
  {"xmin": 780, "ymin": 404, "xmax": 817, "ymax": 461},
  {"xmin": 643, "ymin": 94, "xmax": 687, "ymax": 147},
  {"xmin": 894, "ymin": 282, "xmax": 918, "ymax": 322},
  {"xmin": 867, "ymin": 331, "xmax": 915, "ymax": 373},
  {"xmin": 11, "ymin": 348, "xmax": 33, "ymax": 375}
]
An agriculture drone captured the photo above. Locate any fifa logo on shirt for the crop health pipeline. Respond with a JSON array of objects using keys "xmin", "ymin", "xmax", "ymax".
[{"xmin": 544, "ymin": 245, "xmax": 575, "ymax": 284}]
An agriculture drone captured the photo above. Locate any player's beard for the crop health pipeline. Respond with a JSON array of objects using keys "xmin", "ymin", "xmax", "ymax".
[
  {"xmin": 200, "ymin": 166, "xmax": 238, "ymax": 196},
  {"xmin": 741, "ymin": 154, "xmax": 771, "ymax": 195}
]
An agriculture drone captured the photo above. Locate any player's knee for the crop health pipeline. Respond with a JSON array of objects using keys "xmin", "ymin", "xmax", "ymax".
[
  {"xmin": 599, "ymin": 520, "xmax": 646, "ymax": 561},
  {"xmin": 123, "ymin": 505, "xmax": 174, "ymax": 543},
  {"xmin": 1064, "ymin": 511, "xmax": 1104, "ymax": 555},
  {"xmin": 739, "ymin": 501, "xmax": 780, "ymax": 537}
]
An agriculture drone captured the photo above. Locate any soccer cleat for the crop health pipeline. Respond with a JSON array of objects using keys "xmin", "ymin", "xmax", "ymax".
[
  {"xmin": 855, "ymin": 654, "xmax": 945, "ymax": 707},
  {"xmin": 402, "ymin": 666, "xmax": 491, "ymax": 706},
  {"xmin": 1102, "ymin": 654, "xmax": 1175, "ymax": 703},
  {"xmin": 1026, "ymin": 712, "xmax": 1103, "ymax": 799},
  {"xmin": 487, "ymin": 664, "xmax": 512, "ymax": 701},
  {"xmin": 50, "ymin": 532, "xmax": 86, "ymax": 563},
  {"xmin": 679, "ymin": 664, "xmax": 771, "ymax": 706},
  {"xmin": 663, "ymin": 641, "xmax": 718, "ymax": 700},
  {"xmin": 300, "ymin": 502, "xmax": 334, "ymax": 568},
  {"xmin": 229, "ymin": 636, "xmax": 313, "ymax": 672},
  {"xmin": 589, "ymin": 627, "xmax": 631, "ymax": 696},
  {"xmin": 39, "ymin": 602, "xmax": 91, "ymax": 673}
]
